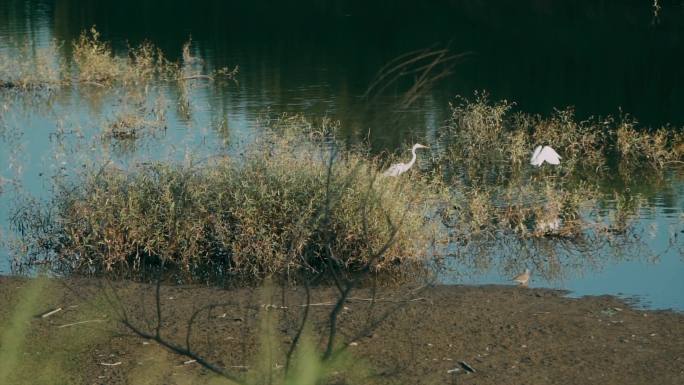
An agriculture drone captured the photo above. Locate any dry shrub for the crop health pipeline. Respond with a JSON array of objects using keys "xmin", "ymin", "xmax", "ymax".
[
  {"xmin": 445, "ymin": 93, "xmax": 514, "ymax": 180},
  {"xmin": 11, "ymin": 130, "xmax": 446, "ymax": 281},
  {"xmin": 72, "ymin": 27, "xmax": 124, "ymax": 84}
]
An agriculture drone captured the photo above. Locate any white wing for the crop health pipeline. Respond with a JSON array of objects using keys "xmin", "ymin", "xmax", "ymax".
[
  {"xmin": 530, "ymin": 146, "xmax": 543, "ymax": 166},
  {"xmin": 538, "ymin": 146, "xmax": 561, "ymax": 165},
  {"xmin": 383, "ymin": 163, "xmax": 407, "ymax": 177}
]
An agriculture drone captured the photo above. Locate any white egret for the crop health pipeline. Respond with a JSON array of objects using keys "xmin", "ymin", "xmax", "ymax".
[
  {"xmin": 512, "ymin": 269, "xmax": 531, "ymax": 287},
  {"xmin": 530, "ymin": 145, "xmax": 561, "ymax": 166},
  {"xmin": 383, "ymin": 143, "xmax": 429, "ymax": 177}
]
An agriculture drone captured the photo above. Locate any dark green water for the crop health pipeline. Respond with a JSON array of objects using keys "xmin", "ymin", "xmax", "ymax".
[{"xmin": 1, "ymin": 0, "xmax": 683, "ymax": 309}]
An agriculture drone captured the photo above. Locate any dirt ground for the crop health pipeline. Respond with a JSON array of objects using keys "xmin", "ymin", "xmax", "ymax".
[{"xmin": 1, "ymin": 276, "xmax": 683, "ymax": 385}]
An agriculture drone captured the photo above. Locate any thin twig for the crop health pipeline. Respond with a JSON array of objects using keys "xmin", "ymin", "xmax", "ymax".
[
  {"xmin": 364, "ymin": 48, "xmax": 447, "ymax": 97},
  {"xmin": 364, "ymin": 46, "xmax": 471, "ymax": 107}
]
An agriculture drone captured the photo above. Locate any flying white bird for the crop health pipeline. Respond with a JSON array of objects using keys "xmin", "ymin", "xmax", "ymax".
[
  {"xmin": 383, "ymin": 143, "xmax": 429, "ymax": 177},
  {"xmin": 530, "ymin": 145, "xmax": 561, "ymax": 166},
  {"xmin": 512, "ymin": 269, "xmax": 531, "ymax": 287}
]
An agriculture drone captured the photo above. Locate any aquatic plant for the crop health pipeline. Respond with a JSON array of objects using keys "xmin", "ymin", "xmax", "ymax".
[
  {"xmin": 441, "ymin": 93, "xmax": 684, "ymax": 180},
  {"xmin": 430, "ymin": 94, "xmax": 683, "ymax": 279}
]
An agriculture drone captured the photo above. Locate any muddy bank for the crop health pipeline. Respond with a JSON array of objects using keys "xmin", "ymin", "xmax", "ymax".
[{"xmin": 1, "ymin": 277, "xmax": 683, "ymax": 384}]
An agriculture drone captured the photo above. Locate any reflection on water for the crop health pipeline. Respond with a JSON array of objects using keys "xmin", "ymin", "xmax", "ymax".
[
  {"xmin": 1, "ymin": 0, "xmax": 683, "ymax": 309},
  {"xmin": 446, "ymin": 203, "xmax": 684, "ymax": 310}
]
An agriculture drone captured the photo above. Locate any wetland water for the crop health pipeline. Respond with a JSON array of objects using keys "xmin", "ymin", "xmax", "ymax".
[{"xmin": 1, "ymin": 1, "xmax": 683, "ymax": 309}]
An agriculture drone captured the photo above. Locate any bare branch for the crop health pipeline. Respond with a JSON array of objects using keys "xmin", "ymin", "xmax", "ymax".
[
  {"xmin": 364, "ymin": 45, "xmax": 472, "ymax": 107},
  {"xmin": 155, "ymin": 263, "xmax": 163, "ymax": 339},
  {"xmin": 182, "ymin": 74, "xmax": 214, "ymax": 81},
  {"xmin": 285, "ymin": 279, "xmax": 311, "ymax": 373},
  {"xmin": 122, "ymin": 318, "xmax": 246, "ymax": 385}
]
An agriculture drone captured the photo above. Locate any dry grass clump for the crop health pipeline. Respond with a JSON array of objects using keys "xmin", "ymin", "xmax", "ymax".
[
  {"xmin": 442, "ymin": 93, "xmax": 515, "ymax": 183},
  {"xmin": 616, "ymin": 121, "xmax": 684, "ymax": 168},
  {"xmin": 103, "ymin": 92, "xmax": 167, "ymax": 141},
  {"xmin": 104, "ymin": 112, "xmax": 162, "ymax": 140},
  {"xmin": 11, "ymin": 128, "xmax": 446, "ymax": 281},
  {"xmin": 448, "ymin": 93, "xmax": 513, "ymax": 150},
  {"xmin": 71, "ymin": 27, "xmax": 123, "ymax": 84},
  {"xmin": 72, "ymin": 27, "xmax": 177, "ymax": 86},
  {"xmin": 0, "ymin": 41, "xmax": 65, "ymax": 91},
  {"xmin": 1, "ymin": 27, "xmax": 237, "ymax": 92}
]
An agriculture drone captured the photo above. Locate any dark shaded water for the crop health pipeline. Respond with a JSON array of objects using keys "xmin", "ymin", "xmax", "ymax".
[
  {"xmin": 3, "ymin": 0, "xmax": 684, "ymax": 147},
  {"xmin": 1, "ymin": 0, "xmax": 683, "ymax": 309}
]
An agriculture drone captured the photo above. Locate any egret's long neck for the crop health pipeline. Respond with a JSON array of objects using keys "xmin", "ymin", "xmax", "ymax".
[{"xmin": 407, "ymin": 147, "xmax": 418, "ymax": 168}]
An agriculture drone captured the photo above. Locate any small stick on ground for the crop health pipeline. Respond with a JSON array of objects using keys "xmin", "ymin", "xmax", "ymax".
[
  {"xmin": 39, "ymin": 307, "xmax": 63, "ymax": 318},
  {"xmin": 57, "ymin": 319, "xmax": 106, "ymax": 328},
  {"xmin": 298, "ymin": 302, "xmax": 334, "ymax": 307},
  {"xmin": 99, "ymin": 362, "xmax": 122, "ymax": 366}
]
